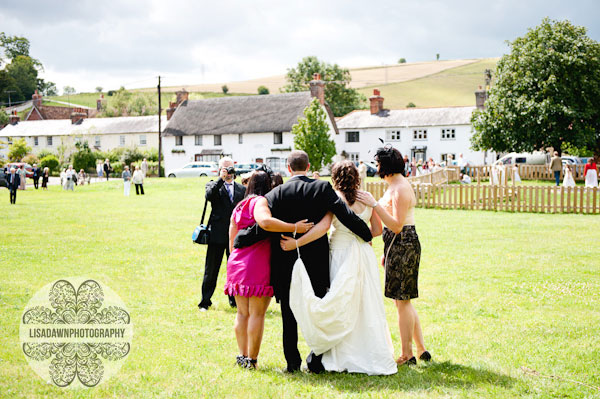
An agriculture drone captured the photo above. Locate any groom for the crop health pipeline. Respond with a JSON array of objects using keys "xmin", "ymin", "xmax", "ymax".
[{"xmin": 235, "ymin": 151, "xmax": 372, "ymax": 373}]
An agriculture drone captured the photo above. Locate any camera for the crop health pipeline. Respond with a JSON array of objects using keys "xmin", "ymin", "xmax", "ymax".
[{"xmin": 225, "ymin": 166, "xmax": 236, "ymax": 175}]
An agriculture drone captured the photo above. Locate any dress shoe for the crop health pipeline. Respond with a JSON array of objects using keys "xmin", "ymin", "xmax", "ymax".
[
  {"xmin": 396, "ymin": 356, "xmax": 417, "ymax": 366},
  {"xmin": 198, "ymin": 305, "xmax": 208, "ymax": 312},
  {"xmin": 419, "ymin": 351, "xmax": 432, "ymax": 362},
  {"xmin": 306, "ymin": 351, "xmax": 325, "ymax": 374},
  {"xmin": 281, "ymin": 365, "xmax": 300, "ymax": 374}
]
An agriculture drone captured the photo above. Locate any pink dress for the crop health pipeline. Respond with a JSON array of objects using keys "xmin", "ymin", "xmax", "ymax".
[{"xmin": 224, "ymin": 196, "xmax": 274, "ymax": 298}]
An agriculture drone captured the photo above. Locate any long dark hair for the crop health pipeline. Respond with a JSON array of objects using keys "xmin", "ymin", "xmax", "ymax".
[
  {"xmin": 331, "ymin": 160, "xmax": 360, "ymax": 205},
  {"xmin": 245, "ymin": 171, "xmax": 272, "ymax": 197}
]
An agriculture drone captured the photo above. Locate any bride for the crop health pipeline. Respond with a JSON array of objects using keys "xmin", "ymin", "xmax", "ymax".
[{"xmin": 280, "ymin": 160, "xmax": 397, "ymax": 375}]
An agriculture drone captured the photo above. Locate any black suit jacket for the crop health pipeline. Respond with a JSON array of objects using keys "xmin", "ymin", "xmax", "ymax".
[
  {"xmin": 32, "ymin": 167, "xmax": 40, "ymax": 178},
  {"xmin": 241, "ymin": 175, "xmax": 372, "ymax": 301},
  {"xmin": 7, "ymin": 173, "xmax": 20, "ymax": 190},
  {"xmin": 205, "ymin": 178, "xmax": 245, "ymax": 245}
]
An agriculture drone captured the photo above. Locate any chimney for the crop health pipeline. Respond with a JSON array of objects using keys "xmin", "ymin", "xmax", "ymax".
[
  {"xmin": 70, "ymin": 107, "xmax": 86, "ymax": 124},
  {"xmin": 9, "ymin": 110, "xmax": 20, "ymax": 125},
  {"xmin": 32, "ymin": 90, "xmax": 42, "ymax": 108},
  {"xmin": 176, "ymin": 89, "xmax": 189, "ymax": 104},
  {"xmin": 166, "ymin": 108, "xmax": 175, "ymax": 121},
  {"xmin": 369, "ymin": 89, "xmax": 384, "ymax": 114},
  {"xmin": 309, "ymin": 73, "xmax": 325, "ymax": 104},
  {"xmin": 475, "ymin": 85, "xmax": 488, "ymax": 109}
]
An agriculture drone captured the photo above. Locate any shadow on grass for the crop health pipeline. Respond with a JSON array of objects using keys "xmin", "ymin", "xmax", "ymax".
[{"xmin": 262, "ymin": 361, "xmax": 516, "ymax": 393}]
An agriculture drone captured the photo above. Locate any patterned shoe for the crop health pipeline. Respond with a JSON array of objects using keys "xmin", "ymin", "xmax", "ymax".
[
  {"xmin": 236, "ymin": 355, "xmax": 247, "ymax": 367},
  {"xmin": 245, "ymin": 358, "xmax": 257, "ymax": 369}
]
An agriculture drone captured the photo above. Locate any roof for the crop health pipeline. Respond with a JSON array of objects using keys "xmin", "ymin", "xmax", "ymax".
[
  {"xmin": 163, "ymin": 92, "xmax": 338, "ymax": 136},
  {"xmin": 336, "ymin": 106, "xmax": 477, "ymax": 130},
  {"xmin": 0, "ymin": 115, "xmax": 167, "ymax": 137}
]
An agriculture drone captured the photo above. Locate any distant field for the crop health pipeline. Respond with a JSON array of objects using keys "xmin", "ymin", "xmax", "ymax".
[{"xmin": 357, "ymin": 58, "xmax": 499, "ymax": 109}]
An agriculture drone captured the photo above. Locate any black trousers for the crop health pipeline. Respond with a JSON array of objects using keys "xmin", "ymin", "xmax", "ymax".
[
  {"xmin": 9, "ymin": 188, "xmax": 17, "ymax": 204},
  {"xmin": 199, "ymin": 243, "xmax": 234, "ymax": 308},
  {"xmin": 33, "ymin": 177, "xmax": 39, "ymax": 189},
  {"xmin": 135, "ymin": 183, "xmax": 144, "ymax": 195}
]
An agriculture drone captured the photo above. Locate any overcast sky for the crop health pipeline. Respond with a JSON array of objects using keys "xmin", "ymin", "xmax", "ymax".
[{"xmin": 1, "ymin": 0, "xmax": 598, "ymax": 93}]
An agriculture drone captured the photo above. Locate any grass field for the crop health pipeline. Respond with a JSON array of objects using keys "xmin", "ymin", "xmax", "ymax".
[
  {"xmin": 1, "ymin": 178, "xmax": 599, "ymax": 398},
  {"xmin": 358, "ymin": 58, "xmax": 499, "ymax": 109}
]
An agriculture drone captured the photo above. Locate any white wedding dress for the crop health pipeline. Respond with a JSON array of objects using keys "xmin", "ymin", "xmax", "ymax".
[{"xmin": 289, "ymin": 206, "xmax": 397, "ymax": 375}]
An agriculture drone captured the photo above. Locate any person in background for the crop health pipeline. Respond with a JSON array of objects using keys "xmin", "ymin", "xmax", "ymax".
[
  {"xmin": 122, "ymin": 166, "xmax": 132, "ymax": 196},
  {"xmin": 97, "ymin": 160, "xmax": 104, "ymax": 181},
  {"xmin": 65, "ymin": 165, "xmax": 76, "ymax": 191},
  {"xmin": 103, "ymin": 159, "xmax": 112, "ymax": 181},
  {"xmin": 402, "ymin": 155, "xmax": 410, "ymax": 176},
  {"xmin": 457, "ymin": 153, "xmax": 469, "ymax": 175},
  {"xmin": 32, "ymin": 163, "xmax": 41, "ymax": 189},
  {"xmin": 358, "ymin": 160, "xmax": 368, "ymax": 190},
  {"xmin": 271, "ymin": 172, "xmax": 284, "ymax": 188},
  {"xmin": 410, "ymin": 158, "xmax": 417, "ymax": 177},
  {"xmin": 60, "ymin": 168, "xmax": 67, "ymax": 189},
  {"xmin": 563, "ymin": 164, "xmax": 576, "ymax": 188},
  {"xmin": 141, "ymin": 158, "xmax": 149, "ymax": 178},
  {"xmin": 512, "ymin": 164, "xmax": 521, "ymax": 184},
  {"xmin": 132, "ymin": 166, "xmax": 144, "ymax": 195},
  {"xmin": 18, "ymin": 165, "xmax": 27, "ymax": 190},
  {"xmin": 78, "ymin": 169, "xmax": 86, "ymax": 186},
  {"xmin": 549, "ymin": 151, "xmax": 562, "ymax": 186},
  {"xmin": 41, "ymin": 167, "xmax": 49, "ymax": 190},
  {"xmin": 312, "ymin": 171, "xmax": 320, "ymax": 180},
  {"xmin": 199, "ymin": 157, "xmax": 246, "ymax": 312},
  {"xmin": 7, "ymin": 167, "xmax": 20, "ymax": 204},
  {"xmin": 460, "ymin": 173, "xmax": 471, "ymax": 184},
  {"xmin": 584, "ymin": 158, "xmax": 598, "ymax": 188}
]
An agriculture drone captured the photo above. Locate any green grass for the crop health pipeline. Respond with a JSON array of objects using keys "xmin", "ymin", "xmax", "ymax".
[
  {"xmin": 358, "ymin": 58, "xmax": 499, "ymax": 109},
  {"xmin": 1, "ymin": 178, "xmax": 599, "ymax": 398}
]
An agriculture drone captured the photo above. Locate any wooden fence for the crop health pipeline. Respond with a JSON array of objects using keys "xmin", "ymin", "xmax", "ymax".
[
  {"xmin": 464, "ymin": 164, "xmax": 598, "ymax": 183},
  {"xmin": 406, "ymin": 167, "xmax": 460, "ymax": 185},
  {"xmin": 365, "ymin": 182, "xmax": 600, "ymax": 214}
]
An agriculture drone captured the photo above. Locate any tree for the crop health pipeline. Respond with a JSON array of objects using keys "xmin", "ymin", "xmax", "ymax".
[
  {"xmin": 95, "ymin": 86, "xmax": 103, "ymax": 93},
  {"xmin": 257, "ymin": 85, "xmax": 269, "ymax": 95},
  {"xmin": 221, "ymin": 85, "xmax": 229, "ymax": 94},
  {"xmin": 0, "ymin": 108, "xmax": 8, "ymax": 126},
  {"xmin": 398, "ymin": 58, "xmax": 407, "ymax": 64},
  {"xmin": 0, "ymin": 33, "xmax": 39, "ymax": 67},
  {"xmin": 292, "ymin": 98, "xmax": 336, "ymax": 172},
  {"xmin": 406, "ymin": 102, "xmax": 416, "ymax": 108},
  {"xmin": 72, "ymin": 141, "xmax": 96, "ymax": 172},
  {"xmin": 63, "ymin": 86, "xmax": 76, "ymax": 95},
  {"xmin": 436, "ymin": 53, "xmax": 440, "ymax": 61},
  {"xmin": 38, "ymin": 79, "xmax": 57, "ymax": 96},
  {"xmin": 471, "ymin": 18, "xmax": 600, "ymax": 157},
  {"xmin": 282, "ymin": 56, "xmax": 366, "ymax": 117},
  {"xmin": 5, "ymin": 55, "xmax": 38, "ymax": 101},
  {"xmin": 40, "ymin": 154, "xmax": 59, "ymax": 173},
  {"xmin": 8, "ymin": 138, "xmax": 32, "ymax": 161}
]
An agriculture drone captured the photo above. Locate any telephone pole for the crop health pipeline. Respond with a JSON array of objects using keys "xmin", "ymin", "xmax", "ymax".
[{"xmin": 157, "ymin": 76, "xmax": 163, "ymax": 177}]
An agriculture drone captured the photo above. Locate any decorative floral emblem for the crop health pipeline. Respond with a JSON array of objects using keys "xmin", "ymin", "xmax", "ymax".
[{"xmin": 20, "ymin": 278, "xmax": 132, "ymax": 388}]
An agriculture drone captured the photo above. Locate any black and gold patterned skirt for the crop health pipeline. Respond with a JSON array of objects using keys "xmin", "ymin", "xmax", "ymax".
[{"xmin": 382, "ymin": 226, "xmax": 421, "ymax": 300}]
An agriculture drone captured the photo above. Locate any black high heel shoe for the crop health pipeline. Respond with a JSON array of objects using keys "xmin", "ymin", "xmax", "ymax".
[
  {"xmin": 245, "ymin": 358, "xmax": 257, "ymax": 369},
  {"xmin": 419, "ymin": 351, "xmax": 432, "ymax": 362},
  {"xmin": 236, "ymin": 355, "xmax": 247, "ymax": 367}
]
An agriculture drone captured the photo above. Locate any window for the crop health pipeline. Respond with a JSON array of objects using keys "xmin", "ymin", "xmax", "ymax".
[
  {"xmin": 175, "ymin": 136, "xmax": 183, "ymax": 146},
  {"xmin": 33, "ymin": 136, "xmax": 38, "ymax": 146},
  {"xmin": 195, "ymin": 135, "xmax": 202, "ymax": 146},
  {"xmin": 345, "ymin": 131, "xmax": 359, "ymax": 143},
  {"xmin": 238, "ymin": 134, "xmax": 243, "ymax": 144},
  {"xmin": 273, "ymin": 132, "xmax": 283, "ymax": 145},
  {"xmin": 95, "ymin": 136, "xmax": 101, "ymax": 147},
  {"xmin": 413, "ymin": 129, "xmax": 427, "ymax": 140},
  {"xmin": 441, "ymin": 128, "xmax": 455, "ymax": 140},
  {"xmin": 441, "ymin": 153, "xmax": 455, "ymax": 163},
  {"xmin": 139, "ymin": 134, "xmax": 147, "ymax": 146},
  {"xmin": 348, "ymin": 152, "xmax": 360, "ymax": 162},
  {"xmin": 119, "ymin": 135, "xmax": 125, "ymax": 146},
  {"xmin": 46, "ymin": 136, "xmax": 52, "ymax": 146},
  {"xmin": 515, "ymin": 157, "xmax": 527, "ymax": 164},
  {"xmin": 385, "ymin": 130, "xmax": 401, "ymax": 141},
  {"xmin": 214, "ymin": 135, "xmax": 222, "ymax": 146}
]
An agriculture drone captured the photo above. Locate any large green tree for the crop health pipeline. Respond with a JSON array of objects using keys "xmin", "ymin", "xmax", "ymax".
[
  {"xmin": 283, "ymin": 56, "xmax": 365, "ymax": 117},
  {"xmin": 292, "ymin": 98, "xmax": 336, "ymax": 172},
  {"xmin": 471, "ymin": 18, "xmax": 600, "ymax": 157},
  {"xmin": 8, "ymin": 138, "xmax": 32, "ymax": 161}
]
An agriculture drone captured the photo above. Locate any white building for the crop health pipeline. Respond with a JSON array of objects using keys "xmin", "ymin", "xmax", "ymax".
[
  {"xmin": 162, "ymin": 79, "xmax": 338, "ymax": 174},
  {"xmin": 334, "ymin": 90, "xmax": 495, "ymax": 165},
  {"xmin": 0, "ymin": 115, "xmax": 165, "ymax": 160}
]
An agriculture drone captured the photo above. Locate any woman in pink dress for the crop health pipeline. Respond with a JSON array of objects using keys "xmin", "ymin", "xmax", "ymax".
[{"xmin": 226, "ymin": 171, "xmax": 312, "ymax": 369}]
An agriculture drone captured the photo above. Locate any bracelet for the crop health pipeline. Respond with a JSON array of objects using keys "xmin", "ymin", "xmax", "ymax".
[
  {"xmin": 370, "ymin": 201, "xmax": 379, "ymax": 208},
  {"xmin": 293, "ymin": 223, "xmax": 297, "ymax": 238}
]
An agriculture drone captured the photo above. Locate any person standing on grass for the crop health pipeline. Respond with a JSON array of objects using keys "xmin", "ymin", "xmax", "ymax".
[
  {"xmin": 78, "ymin": 169, "xmax": 86, "ymax": 186},
  {"xmin": 584, "ymin": 158, "xmax": 598, "ymax": 188},
  {"xmin": 32, "ymin": 163, "xmax": 41, "ymax": 189},
  {"xmin": 356, "ymin": 146, "xmax": 431, "ymax": 366},
  {"xmin": 18, "ymin": 164, "xmax": 26, "ymax": 190},
  {"xmin": 7, "ymin": 167, "xmax": 20, "ymax": 204},
  {"xmin": 65, "ymin": 165, "xmax": 76, "ymax": 191},
  {"xmin": 103, "ymin": 159, "xmax": 112, "ymax": 181},
  {"xmin": 132, "ymin": 166, "xmax": 144, "ymax": 195},
  {"xmin": 141, "ymin": 158, "xmax": 148, "ymax": 178},
  {"xmin": 97, "ymin": 160, "xmax": 103, "ymax": 181},
  {"xmin": 199, "ymin": 157, "xmax": 246, "ymax": 312},
  {"xmin": 122, "ymin": 166, "xmax": 131, "ymax": 196},
  {"xmin": 41, "ymin": 167, "xmax": 49, "ymax": 190},
  {"xmin": 549, "ymin": 151, "xmax": 562, "ymax": 186},
  {"xmin": 226, "ymin": 171, "xmax": 313, "ymax": 369}
]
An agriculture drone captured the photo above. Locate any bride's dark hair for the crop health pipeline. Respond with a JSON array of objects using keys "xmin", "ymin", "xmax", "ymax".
[{"xmin": 331, "ymin": 160, "xmax": 360, "ymax": 205}]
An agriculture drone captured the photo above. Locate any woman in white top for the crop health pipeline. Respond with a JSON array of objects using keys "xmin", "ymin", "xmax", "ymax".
[
  {"xmin": 563, "ymin": 164, "xmax": 576, "ymax": 188},
  {"xmin": 60, "ymin": 168, "xmax": 67, "ymax": 189},
  {"xmin": 132, "ymin": 166, "xmax": 144, "ymax": 195},
  {"xmin": 357, "ymin": 146, "xmax": 431, "ymax": 366},
  {"xmin": 64, "ymin": 166, "xmax": 76, "ymax": 191}
]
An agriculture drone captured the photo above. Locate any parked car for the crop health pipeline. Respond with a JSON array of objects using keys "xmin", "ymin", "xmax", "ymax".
[
  {"xmin": 0, "ymin": 168, "xmax": 7, "ymax": 188},
  {"xmin": 5, "ymin": 162, "xmax": 33, "ymax": 178},
  {"xmin": 494, "ymin": 152, "xmax": 549, "ymax": 166},
  {"xmin": 167, "ymin": 162, "xmax": 218, "ymax": 178},
  {"xmin": 234, "ymin": 163, "xmax": 262, "ymax": 176}
]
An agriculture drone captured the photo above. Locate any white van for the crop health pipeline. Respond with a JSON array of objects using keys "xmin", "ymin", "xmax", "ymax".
[{"xmin": 494, "ymin": 152, "xmax": 549, "ymax": 166}]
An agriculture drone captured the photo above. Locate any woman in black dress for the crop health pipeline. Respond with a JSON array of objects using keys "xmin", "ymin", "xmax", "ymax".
[{"xmin": 41, "ymin": 167, "xmax": 49, "ymax": 190}]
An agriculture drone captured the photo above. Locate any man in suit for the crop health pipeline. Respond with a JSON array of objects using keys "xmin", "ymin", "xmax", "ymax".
[
  {"xmin": 7, "ymin": 167, "xmax": 21, "ymax": 204},
  {"xmin": 235, "ymin": 151, "xmax": 372, "ymax": 373},
  {"xmin": 32, "ymin": 163, "xmax": 41, "ymax": 189},
  {"xmin": 198, "ymin": 157, "xmax": 246, "ymax": 312},
  {"xmin": 103, "ymin": 159, "xmax": 112, "ymax": 181},
  {"xmin": 549, "ymin": 151, "xmax": 562, "ymax": 186}
]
